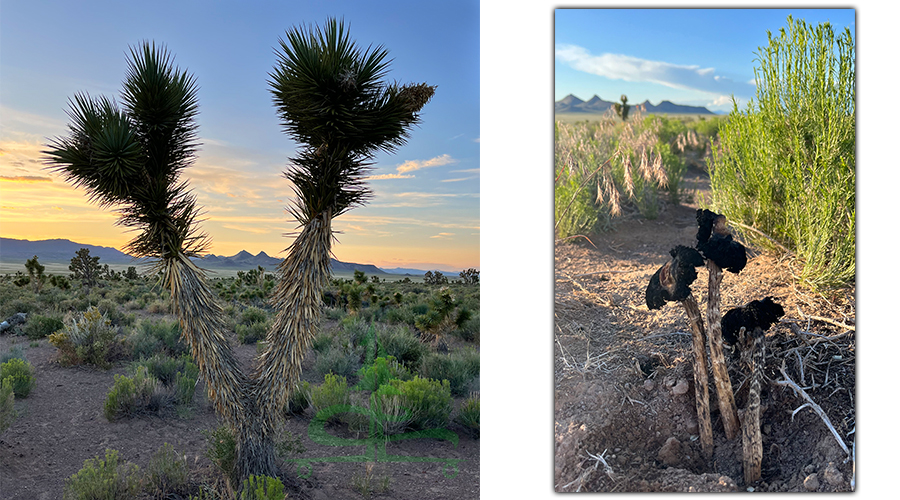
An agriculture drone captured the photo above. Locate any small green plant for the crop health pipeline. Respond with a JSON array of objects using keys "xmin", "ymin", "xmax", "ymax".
[
  {"xmin": 456, "ymin": 392, "xmax": 480, "ymax": 437},
  {"xmin": 239, "ymin": 474, "xmax": 286, "ymax": 500},
  {"xmin": 103, "ymin": 366, "xmax": 163, "ymax": 420},
  {"xmin": 419, "ymin": 348, "xmax": 480, "ymax": 396},
  {"xmin": 0, "ymin": 346, "xmax": 27, "ymax": 364},
  {"xmin": 62, "ymin": 449, "xmax": 142, "ymax": 500},
  {"xmin": 376, "ymin": 325, "xmax": 427, "ymax": 370},
  {"xmin": 0, "ymin": 358, "xmax": 36, "ymax": 398},
  {"xmin": 126, "ymin": 318, "xmax": 188, "ymax": 359},
  {"xmin": 0, "ymin": 379, "xmax": 16, "ymax": 433},
  {"xmin": 314, "ymin": 346, "xmax": 360, "ymax": 380},
  {"xmin": 369, "ymin": 383, "xmax": 415, "ymax": 436},
  {"xmin": 350, "ymin": 462, "xmax": 390, "ymax": 498},
  {"xmin": 146, "ymin": 442, "xmax": 190, "ymax": 497},
  {"xmin": 355, "ymin": 355, "xmax": 411, "ymax": 392},
  {"xmin": 204, "ymin": 425, "xmax": 237, "ymax": 487},
  {"xmin": 285, "ymin": 380, "xmax": 312, "ymax": 416}
]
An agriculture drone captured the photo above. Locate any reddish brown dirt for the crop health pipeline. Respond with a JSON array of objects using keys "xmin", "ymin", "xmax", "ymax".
[
  {"xmin": 554, "ymin": 170, "xmax": 855, "ymax": 492},
  {"xmin": 0, "ymin": 323, "xmax": 478, "ymax": 499}
]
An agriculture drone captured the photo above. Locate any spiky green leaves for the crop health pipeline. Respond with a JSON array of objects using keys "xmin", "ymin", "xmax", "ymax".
[
  {"xmin": 269, "ymin": 18, "xmax": 435, "ymax": 222},
  {"xmin": 45, "ymin": 41, "xmax": 206, "ymax": 259}
]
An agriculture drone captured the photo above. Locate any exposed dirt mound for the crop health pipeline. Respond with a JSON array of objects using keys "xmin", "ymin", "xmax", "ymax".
[{"xmin": 554, "ymin": 171, "xmax": 855, "ymax": 492}]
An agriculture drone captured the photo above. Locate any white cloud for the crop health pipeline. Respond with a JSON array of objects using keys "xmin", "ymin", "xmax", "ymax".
[
  {"xmin": 555, "ymin": 43, "xmax": 755, "ymax": 102},
  {"xmin": 396, "ymin": 154, "xmax": 458, "ymax": 174}
]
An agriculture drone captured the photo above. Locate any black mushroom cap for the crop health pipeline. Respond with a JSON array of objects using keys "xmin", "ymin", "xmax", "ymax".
[
  {"xmin": 645, "ymin": 245, "xmax": 705, "ymax": 310},
  {"xmin": 695, "ymin": 208, "xmax": 747, "ymax": 274},
  {"xmin": 721, "ymin": 296, "xmax": 785, "ymax": 345}
]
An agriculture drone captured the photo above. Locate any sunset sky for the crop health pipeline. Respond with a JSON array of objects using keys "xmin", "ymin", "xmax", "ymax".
[{"xmin": 0, "ymin": 0, "xmax": 479, "ymax": 272}]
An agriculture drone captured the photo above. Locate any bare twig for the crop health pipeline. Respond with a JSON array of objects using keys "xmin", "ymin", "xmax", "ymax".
[
  {"xmin": 730, "ymin": 220, "xmax": 792, "ymax": 254},
  {"xmin": 776, "ymin": 361, "xmax": 850, "ymax": 457},
  {"xmin": 573, "ymin": 270, "xmax": 631, "ymax": 278},
  {"xmin": 556, "ymin": 234, "xmax": 598, "ymax": 248},
  {"xmin": 796, "ymin": 306, "xmax": 856, "ymax": 332}
]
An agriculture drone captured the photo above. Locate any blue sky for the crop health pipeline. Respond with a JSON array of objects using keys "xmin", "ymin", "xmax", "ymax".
[
  {"xmin": 0, "ymin": 0, "xmax": 479, "ymax": 272},
  {"xmin": 555, "ymin": 8, "xmax": 856, "ymax": 113}
]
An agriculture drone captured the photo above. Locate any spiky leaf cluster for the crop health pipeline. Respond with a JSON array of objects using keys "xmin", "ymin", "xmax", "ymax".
[
  {"xmin": 45, "ymin": 42, "xmax": 205, "ymax": 259},
  {"xmin": 269, "ymin": 17, "xmax": 435, "ymax": 223}
]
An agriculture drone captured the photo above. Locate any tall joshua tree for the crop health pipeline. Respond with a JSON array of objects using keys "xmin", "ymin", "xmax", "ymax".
[{"xmin": 45, "ymin": 23, "xmax": 434, "ymax": 484}]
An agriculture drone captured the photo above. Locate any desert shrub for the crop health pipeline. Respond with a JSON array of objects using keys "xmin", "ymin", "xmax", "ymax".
[
  {"xmin": 236, "ymin": 321, "xmax": 269, "ymax": 344},
  {"xmin": 0, "ymin": 380, "xmax": 15, "ymax": 433},
  {"xmin": 454, "ymin": 311, "xmax": 480, "ymax": 343},
  {"xmin": 0, "ymin": 346, "xmax": 26, "ymax": 364},
  {"xmin": 285, "ymin": 380, "xmax": 312, "ymax": 416},
  {"xmin": 387, "ymin": 376, "xmax": 452, "ymax": 430},
  {"xmin": 0, "ymin": 358, "xmax": 36, "ymax": 398},
  {"xmin": 0, "ymin": 296, "xmax": 39, "ymax": 319},
  {"xmin": 49, "ymin": 307, "xmax": 119, "ymax": 368},
  {"xmin": 310, "ymin": 373, "xmax": 351, "ymax": 423},
  {"xmin": 240, "ymin": 306, "xmax": 269, "ymax": 325},
  {"xmin": 419, "ymin": 349, "xmax": 479, "ymax": 396},
  {"xmin": 24, "ymin": 313, "xmax": 64, "ymax": 339},
  {"xmin": 62, "ymin": 449, "xmax": 142, "ymax": 500},
  {"xmin": 710, "ymin": 16, "xmax": 855, "ymax": 289},
  {"xmin": 350, "ymin": 462, "xmax": 391, "ymax": 497},
  {"xmin": 369, "ymin": 383, "xmax": 415, "ymax": 436},
  {"xmin": 355, "ymin": 356, "xmax": 411, "ymax": 392},
  {"xmin": 375, "ymin": 325, "xmax": 427, "ymax": 370},
  {"xmin": 126, "ymin": 318, "xmax": 188, "ymax": 359},
  {"xmin": 456, "ymin": 392, "xmax": 480, "ymax": 437},
  {"xmin": 314, "ymin": 346, "xmax": 360, "ymax": 380},
  {"xmin": 239, "ymin": 475, "xmax": 286, "ymax": 500},
  {"xmin": 204, "ymin": 425, "xmax": 237, "ymax": 486},
  {"xmin": 146, "ymin": 299, "xmax": 170, "ymax": 314},
  {"xmin": 146, "ymin": 442, "xmax": 190, "ymax": 497},
  {"xmin": 104, "ymin": 366, "xmax": 164, "ymax": 421},
  {"xmin": 311, "ymin": 329, "xmax": 334, "ymax": 354}
]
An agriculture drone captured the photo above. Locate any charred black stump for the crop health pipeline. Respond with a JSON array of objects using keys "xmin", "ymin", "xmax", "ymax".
[
  {"xmin": 696, "ymin": 209, "xmax": 747, "ymax": 274},
  {"xmin": 645, "ymin": 245, "xmax": 705, "ymax": 310},
  {"xmin": 722, "ymin": 296, "xmax": 785, "ymax": 345}
]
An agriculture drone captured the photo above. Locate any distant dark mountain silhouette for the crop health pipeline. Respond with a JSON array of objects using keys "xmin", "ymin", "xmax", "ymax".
[
  {"xmin": 555, "ymin": 94, "xmax": 714, "ymax": 115},
  {"xmin": 0, "ymin": 237, "xmax": 456, "ymax": 276}
]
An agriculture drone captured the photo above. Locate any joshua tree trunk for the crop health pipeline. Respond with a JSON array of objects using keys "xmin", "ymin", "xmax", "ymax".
[{"xmin": 705, "ymin": 261, "xmax": 740, "ymax": 439}]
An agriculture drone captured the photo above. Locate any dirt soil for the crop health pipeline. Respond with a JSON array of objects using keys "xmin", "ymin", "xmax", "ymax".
[
  {"xmin": 0, "ymin": 322, "xmax": 479, "ymax": 499},
  {"xmin": 554, "ymin": 168, "xmax": 856, "ymax": 492}
]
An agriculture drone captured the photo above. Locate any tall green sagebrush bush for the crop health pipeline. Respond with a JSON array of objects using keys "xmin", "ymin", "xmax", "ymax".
[{"xmin": 710, "ymin": 16, "xmax": 855, "ymax": 289}]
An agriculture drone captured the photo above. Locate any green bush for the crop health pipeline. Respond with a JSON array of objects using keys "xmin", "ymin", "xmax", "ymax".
[
  {"xmin": 710, "ymin": 16, "xmax": 855, "ymax": 290},
  {"xmin": 285, "ymin": 380, "xmax": 312, "ymax": 416},
  {"xmin": 456, "ymin": 392, "xmax": 480, "ymax": 437},
  {"xmin": 314, "ymin": 346, "xmax": 360, "ymax": 380},
  {"xmin": 419, "ymin": 349, "xmax": 480, "ymax": 396},
  {"xmin": 369, "ymin": 383, "xmax": 414, "ymax": 436},
  {"xmin": 310, "ymin": 373, "xmax": 351, "ymax": 423},
  {"xmin": 237, "ymin": 321, "xmax": 269, "ymax": 344},
  {"xmin": 0, "ymin": 358, "xmax": 36, "ymax": 398},
  {"xmin": 239, "ymin": 475, "xmax": 286, "ymax": 500},
  {"xmin": 0, "ymin": 380, "xmax": 16, "ymax": 433},
  {"xmin": 63, "ymin": 449, "xmax": 142, "ymax": 500},
  {"xmin": 240, "ymin": 306, "xmax": 269, "ymax": 325},
  {"xmin": 24, "ymin": 314, "xmax": 64, "ymax": 339},
  {"xmin": 126, "ymin": 318, "xmax": 188, "ymax": 359},
  {"xmin": 355, "ymin": 356, "xmax": 411, "ymax": 392},
  {"xmin": 204, "ymin": 425, "xmax": 237, "ymax": 486},
  {"xmin": 376, "ymin": 326, "xmax": 427, "ymax": 370},
  {"xmin": 388, "ymin": 376, "xmax": 452, "ymax": 430},
  {"xmin": 0, "ymin": 346, "xmax": 26, "ymax": 364},
  {"xmin": 103, "ymin": 366, "xmax": 163, "ymax": 421},
  {"xmin": 146, "ymin": 442, "xmax": 189, "ymax": 497}
]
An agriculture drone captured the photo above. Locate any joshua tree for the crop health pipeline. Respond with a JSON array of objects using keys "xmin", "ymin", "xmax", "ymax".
[
  {"xmin": 613, "ymin": 94, "xmax": 630, "ymax": 122},
  {"xmin": 69, "ymin": 248, "xmax": 102, "ymax": 289},
  {"xmin": 45, "ymin": 25, "xmax": 434, "ymax": 486}
]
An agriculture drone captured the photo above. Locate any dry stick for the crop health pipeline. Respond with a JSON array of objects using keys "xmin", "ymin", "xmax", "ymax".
[
  {"xmin": 776, "ymin": 361, "xmax": 850, "ymax": 457},
  {"xmin": 796, "ymin": 306, "xmax": 856, "ymax": 332},
  {"xmin": 740, "ymin": 326, "xmax": 764, "ymax": 485},
  {"xmin": 706, "ymin": 260, "xmax": 741, "ymax": 439},
  {"xmin": 681, "ymin": 294, "xmax": 714, "ymax": 459}
]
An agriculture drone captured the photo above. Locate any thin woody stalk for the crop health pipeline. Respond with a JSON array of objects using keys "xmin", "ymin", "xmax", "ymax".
[
  {"xmin": 706, "ymin": 260, "xmax": 740, "ymax": 439},
  {"xmin": 681, "ymin": 294, "xmax": 714, "ymax": 459}
]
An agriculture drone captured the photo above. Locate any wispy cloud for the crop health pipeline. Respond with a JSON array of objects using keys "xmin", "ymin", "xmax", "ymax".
[
  {"xmin": 0, "ymin": 175, "xmax": 52, "ymax": 183},
  {"xmin": 430, "ymin": 232, "xmax": 455, "ymax": 239},
  {"xmin": 365, "ymin": 173, "xmax": 415, "ymax": 181},
  {"xmin": 396, "ymin": 154, "xmax": 458, "ymax": 174},
  {"xmin": 555, "ymin": 43, "xmax": 755, "ymax": 100}
]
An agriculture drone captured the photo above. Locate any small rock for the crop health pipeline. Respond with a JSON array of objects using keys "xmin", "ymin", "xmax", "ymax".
[
  {"xmin": 658, "ymin": 437, "xmax": 681, "ymax": 466},
  {"xmin": 0, "ymin": 321, "xmax": 9, "ymax": 333},
  {"xmin": 823, "ymin": 462, "xmax": 843, "ymax": 486},
  {"xmin": 643, "ymin": 379, "xmax": 656, "ymax": 391},
  {"xmin": 672, "ymin": 379, "xmax": 690, "ymax": 395},
  {"xmin": 803, "ymin": 474, "xmax": 820, "ymax": 491},
  {"xmin": 685, "ymin": 416, "xmax": 699, "ymax": 434}
]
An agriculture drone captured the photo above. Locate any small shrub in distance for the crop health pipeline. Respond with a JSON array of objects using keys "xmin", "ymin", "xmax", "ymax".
[
  {"xmin": 355, "ymin": 356, "xmax": 411, "ymax": 392},
  {"xmin": 0, "ymin": 346, "xmax": 26, "ymax": 364},
  {"xmin": 49, "ymin": 307, "xmax": 119, "ymax": 368},
  {"xmin": 314, "ymin": 346, "xmax": 360, "ymax": 381},
  {"xmin": 239, "ymin": 474, "xmax": 286, "ymax": 500},
  {"xmin": 419, "ymin": 348, "xmax": 480, "ymax": 396},
  {"xmin": 376, "ymin": 325, "xmax": 427, "ymax": 370},
  {"xmin": 350, "ymin": 462, "xmax": 390, "ymax": 498},
  {"xmin": 146, "ymin": 442, "xmax": 189, "ymax": 497},
  {"xmin": 310, "ymin": 373, "xmax": 351, "ymax": 423},
  {"xmin": 24, "ymin": 313, "xmax": 64, "ymax": 339},
  {"xmin": 0, "ymin": 380, "xmax": 16, "ymax": 433},
  {"xmin": 388, "ymin": 376, "xmax": 452, "ymax": 430},
  {"xmin": 456, "ymin": 392, "xmax": 480, "ymax": 437},
  {"xmin": 0, "ymin": 358, "xmax": 36, "ymax": 398},
  {"xmin": 103, "ymin": 366, "xmax": 164, "ymax": 421},
  {"xmin": 62, "ymin": 449, "xmax": 142, "ymax": 500}
]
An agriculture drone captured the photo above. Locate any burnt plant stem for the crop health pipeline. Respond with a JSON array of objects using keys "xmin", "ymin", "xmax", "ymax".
[
  {"xmin": 681, "ymin": 294, "xmax": 714, "ymax": 459},
  {"xmin": 706, "ymin": 260, "xmax": 740, "ymax": 439},
  {"xmin": 740, "ymin": 326, "xmax": 764, "ymax": 485}
]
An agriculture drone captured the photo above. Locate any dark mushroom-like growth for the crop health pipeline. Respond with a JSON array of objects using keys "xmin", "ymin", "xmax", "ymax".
[
  {"xmin": 645, "ymin": 245, "xmax": 705, "ymax": 310},
  {"xmin": 696, "ymin": 209, "xmax": 747, "ymax": 274},
  {"xmin": 722, "ymin": 296, "xmax": 785, "ymax": 345}
]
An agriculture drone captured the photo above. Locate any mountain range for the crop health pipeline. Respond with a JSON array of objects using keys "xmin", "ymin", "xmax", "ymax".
[
  {"xmin": 555, "ymin": 94, "xmax": 716, "ymax": 115},
  {"xmin": 0, "ymin": 237, "xmax": 457, "ymax": 276}
]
